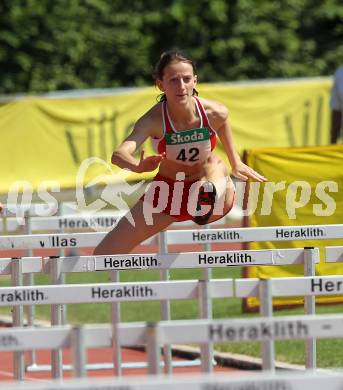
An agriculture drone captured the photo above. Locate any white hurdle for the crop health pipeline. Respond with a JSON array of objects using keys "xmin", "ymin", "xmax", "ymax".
[
  {"xmin": 1, "ymin": 254, "xmax": 343, "ymax": 379},
  {"xmin": 0, "ymin": 279, "xmax": 234, "ymax": 307},
  {"xmin": 90, "ymin": 247, "xmax": 318, "ymax": 270},
  {"xmin": 325, "ymin": 246, "xmax": 343, "ymax": 262},
  {"xmin": 0, "ymin": 247, "xmax": 319, "ymax": 379},
  {"xmin": 4, "ymin": 371, "xmax": 343, "ymax": 390},
  {"xmin": 0, "ymin": 324, "xmax": 108, "ymax": 379},
  {"xmin": 2, "ymin": 313, "xmax": 343, "ymax": 382},
  {"xmin": 2, "ymin": 224, "xmax": 342, "ymax": 251},
  {"xmin": 46, "ymin": 247, "xmax": 318, "ymax": 377},
  {"xmin": 166, "ymin": 223, "xmax": 343, "ymax": 244},
  {"xmin": 0, "ymin": 212, "xmax": 125, "ymax": 234},
  {"xmin": 0, "ymin": 279, "xmax": 234, "ymax": 380},
  {"xmin": 0, "ymin": 201, "xmax": 230, "ymax": 232},
  {"xmin": 235, "ymin": 275, "xmax": 343, "ymax": 298},
  {"xmin": 114, "ymin": 314, "xmax": 343, "ymax": 375},
  {"xmin": 0, "ymin": 215, "xmax": 226, "ymax": 376},
  {"xmin": 235, "ymin": 272, "xmax": 343, "ymax": 371},
  {"xmin": 0, "ymin": 224, "xmax": 342, "ymax": 378}
]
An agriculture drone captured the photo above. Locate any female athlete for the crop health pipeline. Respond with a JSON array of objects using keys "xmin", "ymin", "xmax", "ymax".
[{"xmin": 94, "ymin": 50, "xmax": 266, "ymax": 255}]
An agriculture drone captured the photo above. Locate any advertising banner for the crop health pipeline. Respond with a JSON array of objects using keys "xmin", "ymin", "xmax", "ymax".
[
  {"xmin": 0, "ymin": 78, "xmax": 331, "ymax": 194},
  {"xmin": 244, "ymin": 145, "xmax": 343, "ymax": 309}
]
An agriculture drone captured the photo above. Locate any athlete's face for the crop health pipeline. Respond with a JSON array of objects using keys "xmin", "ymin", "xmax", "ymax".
[{"xmin": 157, "ymin": 61, "xmax": 197, "ymax": 102}]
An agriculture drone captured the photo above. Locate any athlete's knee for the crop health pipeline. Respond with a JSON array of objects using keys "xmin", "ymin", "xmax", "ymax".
[
  {"xmin": 93, "ymin": 241, "xmax": 135, "ymax": 256},
  {"xmin": 225, "ymin": 187, "xmax": 236, "ymax": 211},
  {"xmin": 93, "ymin": 245, "xmax": 106, "ymax": 256}
]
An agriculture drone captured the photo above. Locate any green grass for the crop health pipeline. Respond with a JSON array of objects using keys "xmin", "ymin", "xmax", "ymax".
[{"xmin": 1, "ymin": 267, "xmax": 343, "ymax": 367}]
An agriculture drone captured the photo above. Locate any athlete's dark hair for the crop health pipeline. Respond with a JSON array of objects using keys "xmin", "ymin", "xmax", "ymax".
[{"xmin": 153, "ymin": 50, "xmax": 199, "ymax": 102}]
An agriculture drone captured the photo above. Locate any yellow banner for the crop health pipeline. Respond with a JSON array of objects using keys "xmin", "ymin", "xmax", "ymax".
[
  {"xmin": 244, "ymin": 145, "xmax": 343, "ymax": 310},
  {"xmin": 0, "ymin": 78, "xmax": 332, "ymax": 193}
]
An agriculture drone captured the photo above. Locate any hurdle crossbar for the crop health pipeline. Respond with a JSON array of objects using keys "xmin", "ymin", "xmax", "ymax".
[
  {"xmin": 325, "ymin": 246, "xmax": 343, "ymax": 262},
  {"xmin": 167, "ymin": 224, "xmax": 343, "ymax": 244},
  {"xmin": 2, "ymin": 314, "xmax": 343, "ymax": 382},
  {"xmin": 43, "ymin": 248, "xmax": 319, "ymax": 273},
  {"xmin": 0, "ymin": 257, "xmax": 42, "ymax": 275},
  {"xmin": 1, "ymin": 223, "xmax": 342, "ymax": 251},
  {"xmin": 3, "ymin": 314, "xmax": 343, "ymax": 354},
  {"xmin": 5, "ymin": 371, "xmax": 343, "ymax": 390},
  {"xmin": 117, "ymin": 314, "xmax": 343, "ymax": 346},
  {"xmin": 0, "ymin": 210, "xmax": 228, "ymax": 233},
  {"xmin": 0, "ymin": 279, "xmax": 234, "ymax": 306},
  {"xmin": 235, "ymin": 275, "xmax": 343, "ymax": 297}
]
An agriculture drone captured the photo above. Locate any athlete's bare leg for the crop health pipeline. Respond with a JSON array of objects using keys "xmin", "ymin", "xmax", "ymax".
[
  {"xmin": 207, "ymin": 166, "xmax": 235, "ymax": 223},
  {"xmin": 192, "ymin": 155, "xmax": 236, "ymax": 224},
  {"xmin": 93, "ymin": 200, "xmax": 176, "ymax": 255}
]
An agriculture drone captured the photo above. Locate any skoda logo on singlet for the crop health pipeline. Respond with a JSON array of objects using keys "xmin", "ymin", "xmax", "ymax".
[{"xmin": 166, "ymin": 128, "xmax": 209, "ymax": 144}]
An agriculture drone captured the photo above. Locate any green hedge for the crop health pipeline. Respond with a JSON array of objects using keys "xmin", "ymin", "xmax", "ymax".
[{"xmin": 0, "ymin": 0, "xmax": 342, "ymax": 93}]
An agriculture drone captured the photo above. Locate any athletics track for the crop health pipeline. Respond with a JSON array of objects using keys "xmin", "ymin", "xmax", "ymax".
[{"xmin": 0, "ymin": 227, "xmax": 245, "ymax": 380}]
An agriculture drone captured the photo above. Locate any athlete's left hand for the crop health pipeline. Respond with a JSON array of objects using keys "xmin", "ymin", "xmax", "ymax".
[
  {"xmin": 136, "ymin": 150, "xmax": 166, "ymax": 173},
  {"xmin": 232, "ymin": 161, "xmax": 267, "ymax": 182}
]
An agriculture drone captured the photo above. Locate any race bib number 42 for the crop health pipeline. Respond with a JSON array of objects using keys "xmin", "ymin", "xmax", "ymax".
[{"xmin": 165, "ymin": 128, "xmax": 211, "ymax": 165}]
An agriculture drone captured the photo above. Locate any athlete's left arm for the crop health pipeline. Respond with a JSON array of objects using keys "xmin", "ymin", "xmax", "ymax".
[{"xmin": 214, "ymin": 103, "xmax": 267, "ymax": 182}]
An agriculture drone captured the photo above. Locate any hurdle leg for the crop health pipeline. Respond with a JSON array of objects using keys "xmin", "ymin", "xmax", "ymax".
[
  {"xmin": 198, "ymin": 279, "xmax": 213, "ymax": 372},
  {"xmin": 71, "ymin": 325, "xmax": 87, "ymax": 378},
  {"xmin": 304, "ymin": 247, "xmax": 316, "ymax": 370},
  {"xmin": 199, "ymin": 224, "xmax": 214, "ymax": 372},
  {"xmin": 24, "ymin": 273, "xmax": 36, "ymax": 366},
  {"xmin": 58, "ymin": 202, "xmax": 67, "ymax": 325},
  {"xmin": 11, "ymin": 258, "xmax": 25, "ymax": 380},
  {"xmin": 111, "ymin": 270, "xmax": 122, "ymax": 376},
  {"xmin": 158, "ymin": 231, "xmax": 172, "ymax": 374},
  {"xmin": 24, "ymin": 212, "xmax": 37, "ymax": 369},
  {"xmin": 2, "ymin": 209, "xmax": 8, "ymax": 234},
  {"xmin": 259, "ymin": 278, "xmax": 275, "ymax": 371},
  {"xmin": 146, "ymin": 323, "xmax": 161, "ymax": 375},
  {"xmin": 50, "ymin": 257, "xmax": 63, "ymax": 378}
]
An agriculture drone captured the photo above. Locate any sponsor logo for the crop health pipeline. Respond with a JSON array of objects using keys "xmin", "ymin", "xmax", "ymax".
[
  {"xmin": 48, "ymin": 236, "xmax": 77, "ymax": 248},
  {"xmin": 58, "ymin": 217, "xmax": 118, "ymax": 229},
  {"xmin": 311, "ymin": 278, "xmax": 343, "ymax": 293},
  {"xmin": 209, "ymin": 321, "xmax": 309, "ymax": 342},
  {"xmin": 0, "ymin": 289, "xmax": 46, "ymax": 303},
  {"xmin": 168, "ymin": 129, "xmax": 206, "ymax": 145},
  {"xmin": 192, "ymin": 231, "xmax": 241, "ymax": 242},
  {"xmin": 198, "ymin": 253, "xmax": 253, "ymax": 266},
  {"xmin": 275, "ymin": 227, "xmax": 325, "ymax": 239},
  {"xmin": 170, "ymin": 133, "xmax": 204, "ymax": 144},
  {"xmin": 92, "ymin": 285, "xmax": 155, "ymax": 299},
  {"xmin": 0, "ymin": 335, "xmax": 20, "ymax": 347},
  {"xmin": 100, "ymin": 255, "xmax": 158, "ymax": 270}
]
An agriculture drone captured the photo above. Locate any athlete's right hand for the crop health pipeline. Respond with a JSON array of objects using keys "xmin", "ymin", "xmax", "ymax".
[{"xmin": 136, "ymin": 150, "xmax": 165, "ymax": 173}]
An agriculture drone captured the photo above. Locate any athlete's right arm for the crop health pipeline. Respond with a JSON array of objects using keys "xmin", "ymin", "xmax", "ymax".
[{"xmin": 111, "ymin": 113, "xmax": 164, "ymax": 173}]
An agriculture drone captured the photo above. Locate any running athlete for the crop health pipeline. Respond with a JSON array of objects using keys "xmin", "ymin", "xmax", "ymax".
[{"xmin": 94, "ymin": 50, "xmax": 266, "ymax": 255}]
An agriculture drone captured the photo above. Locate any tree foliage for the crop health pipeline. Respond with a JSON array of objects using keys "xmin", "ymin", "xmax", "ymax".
[{"xmin": 0, "ymin": 0, "xmax": 342, "ymax": 93}]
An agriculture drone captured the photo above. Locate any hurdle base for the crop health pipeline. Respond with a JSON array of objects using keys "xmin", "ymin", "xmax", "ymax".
[{"xmin": 26, "ymin": 358, "xmax": 206, "ymax": 372}]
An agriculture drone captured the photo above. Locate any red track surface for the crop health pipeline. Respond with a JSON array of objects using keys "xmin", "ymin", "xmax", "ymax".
[{"xmin": 0, "ymin": 348, "xmax": 241, "ymax": 381}]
